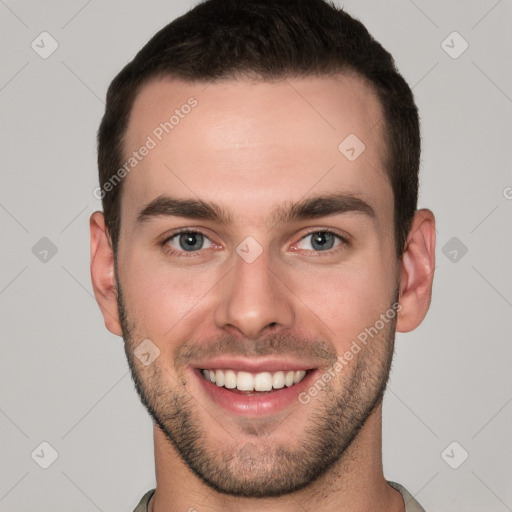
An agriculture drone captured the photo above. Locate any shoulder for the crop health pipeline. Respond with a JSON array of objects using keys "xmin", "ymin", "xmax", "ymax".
[
  {"xmin": 387, "ymin": 481, "xmax": 428, "ymax": 512},
  {"xmin": 131, "ymin": 489, "xmax": 156, "ymax": 512}
]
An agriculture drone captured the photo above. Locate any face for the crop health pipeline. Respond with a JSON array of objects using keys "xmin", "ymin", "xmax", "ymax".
[{"xmin": 115, "ymin": 74, "xmax": 400, "ymax": 497}]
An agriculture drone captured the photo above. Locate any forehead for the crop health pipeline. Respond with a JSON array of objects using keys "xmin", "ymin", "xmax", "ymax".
[{"xmin": 121, "ymin": 74, "xmax": 391, "ymax": 227}]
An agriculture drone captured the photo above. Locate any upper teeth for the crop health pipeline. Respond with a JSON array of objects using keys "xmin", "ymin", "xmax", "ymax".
[{"xmin": 202, "ymin": 369, "xmax": 307, "ymax": 391}]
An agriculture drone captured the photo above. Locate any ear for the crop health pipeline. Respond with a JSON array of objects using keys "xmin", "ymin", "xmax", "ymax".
[
  {"xmin": 90, "ymin": 211, "xmax": 123, "ymax": 336},
  {"xmin": 396, "ymin": 209, "xmax": 436, "ymax": 333}
]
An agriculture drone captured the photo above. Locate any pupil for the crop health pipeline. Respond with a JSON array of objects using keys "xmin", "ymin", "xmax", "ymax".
[
  {"xmin": 311, "ymin": 232, "xmax": 334, "ymax": 251},
  {"xmin": 179, "ymin": 232, "xmax": 203, "ymax": 251}
]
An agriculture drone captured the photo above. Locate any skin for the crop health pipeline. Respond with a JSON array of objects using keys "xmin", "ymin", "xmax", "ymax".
[{"xmin": 90, "ymin": 74, "xmax": 435, "ymax": 512}]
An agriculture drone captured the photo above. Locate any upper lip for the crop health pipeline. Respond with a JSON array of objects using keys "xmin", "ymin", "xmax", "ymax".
[{"xmin": 191, "ymin": 356, "xmax": 317, "ymax": 373}]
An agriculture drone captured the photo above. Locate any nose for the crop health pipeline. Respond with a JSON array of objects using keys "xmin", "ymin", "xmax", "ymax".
[{"xmin": 214, "ymin": 249, "xmax": 295, "ymax": 339}]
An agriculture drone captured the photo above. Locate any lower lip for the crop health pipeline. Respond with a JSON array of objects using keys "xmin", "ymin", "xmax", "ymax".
[{"xmin": 194, "ymin": 369, "xmax": 318, "ymax": 416}]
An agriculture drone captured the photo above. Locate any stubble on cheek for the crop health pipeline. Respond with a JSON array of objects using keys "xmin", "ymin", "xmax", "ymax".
[{"xmin": 116, "ymin": 263, "xmax": 399, "ymax": 497}]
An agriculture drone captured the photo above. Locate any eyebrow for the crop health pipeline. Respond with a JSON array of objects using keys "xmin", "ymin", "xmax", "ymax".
[
  {"xmin": 136, "ymin": 192, "xmax": 375, "ymax": 227},
  {"xmin": 270, "ymin": 193, "xmax": 375, "ymax": 227},
  {"xmin": 137, "ymin": 195, "xmax": 232, "ymax": 224}
]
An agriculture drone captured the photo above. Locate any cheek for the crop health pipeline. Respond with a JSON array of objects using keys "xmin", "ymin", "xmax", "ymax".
[
  {"xmin": 120, "ymin": 252, "xmax": 221, "ymax": 340},
  {"xmin": 289, "ymin": 258, "xmax": 397, "ymax": 348}
]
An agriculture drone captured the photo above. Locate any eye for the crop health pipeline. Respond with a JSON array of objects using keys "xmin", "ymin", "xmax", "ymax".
[
  {"xmin": 166, "ymin": 231, "xmax": 212, "ymax": 252},
  {"xmin": 296, "ymin": 231, "xmax": 343, "ymax": 252}
]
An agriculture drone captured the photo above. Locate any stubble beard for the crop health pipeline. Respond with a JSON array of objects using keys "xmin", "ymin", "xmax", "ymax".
[{"xmin": 116, "ymin": 275, "xmax": 396, "ymax": 498}]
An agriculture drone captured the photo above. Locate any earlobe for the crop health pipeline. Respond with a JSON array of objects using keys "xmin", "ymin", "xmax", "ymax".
[
  {"xmin": 90, "ymin": 211, "xmax": 123, "ymax": 337},
  {"xmin": 396, "ymin": 209, "xmax": 436, "ymax": 333}
]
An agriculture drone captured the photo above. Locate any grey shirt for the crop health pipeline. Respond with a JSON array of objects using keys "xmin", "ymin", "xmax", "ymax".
[{"xmin": 132, "ymin": 481, "xmax": 426, "ymax": 511}]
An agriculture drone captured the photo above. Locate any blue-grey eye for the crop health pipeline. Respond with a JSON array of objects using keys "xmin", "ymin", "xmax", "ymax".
[
  {"xmin": 297, "ymin": 231, "xmax": 341, "ymax": 251},
  {"xmin": 168, "ymin": 232, "xmax": 212, "ymax": 252}
]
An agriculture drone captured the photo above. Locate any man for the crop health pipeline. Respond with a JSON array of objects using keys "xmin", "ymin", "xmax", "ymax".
[{"xmin": 90, "ymin": 0, "xmax": 435, "ymax": 510}]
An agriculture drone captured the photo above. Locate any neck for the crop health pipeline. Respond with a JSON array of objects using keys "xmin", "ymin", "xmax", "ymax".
[{"xmin": 149, "ymin": 403, "xmax": 404, "ymax": 512}]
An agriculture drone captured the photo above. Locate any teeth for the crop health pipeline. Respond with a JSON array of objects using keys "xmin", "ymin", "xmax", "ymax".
[
  {"xmin": 224, "ymin": 370, "xmax": 237, "ymax": 389},
  {"xmin": 293, "ymin": 370, "xmax": 304, "ymax": 384},
  {"xmin": 254, "ymin": 372, "xmax": 272, "ymax": 391},
  {"xmin": 202, "ymin": 368, "xmax": 307, "ymax": 391},
  {"xmin": 272, "ymin": 371, "xmax": 285, "ymax": 389},
  {"xmin": 237, "ymin": 371, "xmax": 254, "ymax": 391}
]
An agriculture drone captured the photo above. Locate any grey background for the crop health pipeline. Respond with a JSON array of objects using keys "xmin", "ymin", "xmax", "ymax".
[{"xmin": 1, "ymin": 1, "xmax": 511, "ymax": 511}]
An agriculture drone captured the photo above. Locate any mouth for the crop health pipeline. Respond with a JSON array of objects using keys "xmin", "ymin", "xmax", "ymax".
[
  {"xmin": 192, "ymin": 361, "xmax": 318, "ymax": 416},
  {"xmin": 199, "ymin": 368, "xmax": 309, "ymax": 394}
]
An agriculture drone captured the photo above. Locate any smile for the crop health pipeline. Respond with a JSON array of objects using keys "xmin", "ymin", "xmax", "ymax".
[{"xmin": 200, "ymin": 368, "xmax": 308, "ymax": 392}]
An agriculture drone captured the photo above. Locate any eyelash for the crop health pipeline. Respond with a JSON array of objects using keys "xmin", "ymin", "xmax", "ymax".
[
  {"xmin": 160, "ymin": 228, "xmax": 349, "ymax": 257},
  {"xmin": 292, "ymin": 231, "xmax": 349, "ymax": 257},
  {"xmin": 161, "ymin": 228, "xmax": 215, "ymax": 257}
]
